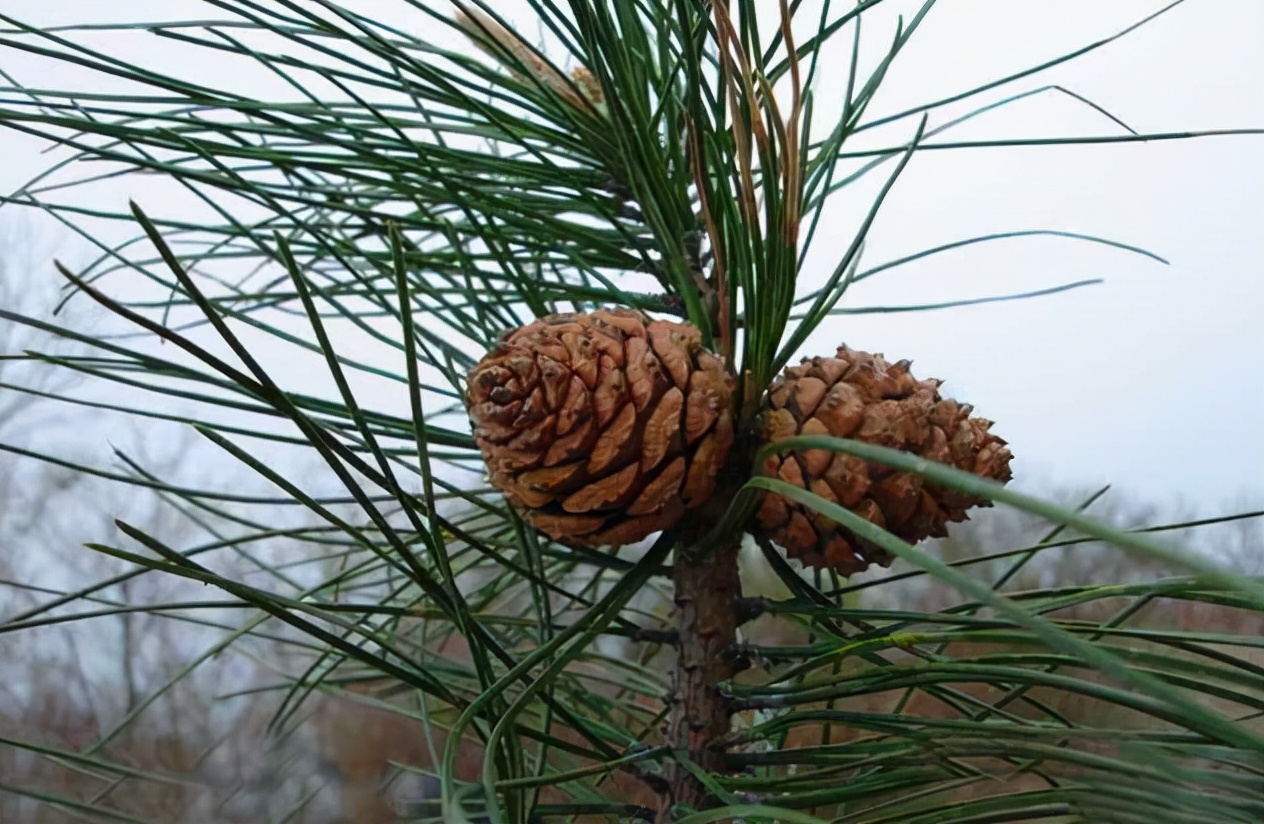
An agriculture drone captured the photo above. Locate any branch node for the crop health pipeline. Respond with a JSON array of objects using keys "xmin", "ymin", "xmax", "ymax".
[
  {"xmin": 733, "ymin": 595, "xmax": 771, "ymax": 625},
  {"xmin": 633, "ymin": 627, "xmax": 679, "ymax": 646}
]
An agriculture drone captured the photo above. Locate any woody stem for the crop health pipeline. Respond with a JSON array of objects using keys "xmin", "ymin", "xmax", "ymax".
[{"xmin": 666, "ymin": 534, "xmax": 742, "ymax": 812}]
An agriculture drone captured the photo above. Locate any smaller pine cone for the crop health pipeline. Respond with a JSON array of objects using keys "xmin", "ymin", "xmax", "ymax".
[
  {"xmin": 466, "ymin": 309, "xmax": 735, "ymax": 547},
  {"xmin": 755, "ymin": 345, "xmax": 1013, "ymax": 573}
]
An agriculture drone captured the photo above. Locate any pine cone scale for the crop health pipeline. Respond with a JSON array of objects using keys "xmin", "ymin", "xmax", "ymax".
[
  {"xmin": 562, "ymin": 461, "xmax": 639, "ymax": 513},
  {"xmin": 587, "ymin": 402, "xmax": 635, "ymax": 475},
  {"xmin": 544, "ymin": 418, "xmax": 595, "ymax": 466},
  {"xmin": 629, "ymin": 456, "xmax": 686, "ymax": 516},
  {"xmin": 641, "ymin": 387, "xmax": 684, "ymax": 471}
]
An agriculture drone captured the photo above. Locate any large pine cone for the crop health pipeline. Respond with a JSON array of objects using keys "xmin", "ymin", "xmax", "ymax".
[
  {"xmin": 755, "ymin": 345, "xmax": 1012, "ymax": 573},
  {"xmin": 466, "ymin": 309, "xmax": 735, "ymax": 546}
]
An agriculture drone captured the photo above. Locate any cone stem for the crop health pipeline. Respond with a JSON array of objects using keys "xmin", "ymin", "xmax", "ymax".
[{"xmin": 668, "ymin": 535, "xmax": 742, "ymax": 811}]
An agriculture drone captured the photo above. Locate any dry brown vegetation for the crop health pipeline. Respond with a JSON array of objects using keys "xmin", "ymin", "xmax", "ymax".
[{"xmin": 5, "ymin": 527, "xmax": 1261, "ymax": 823}]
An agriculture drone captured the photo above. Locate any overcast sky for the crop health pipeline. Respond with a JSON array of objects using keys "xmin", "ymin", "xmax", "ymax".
[{"xmin": 1, "ymin": 1, "xmax": 1261, "ymax": 514}]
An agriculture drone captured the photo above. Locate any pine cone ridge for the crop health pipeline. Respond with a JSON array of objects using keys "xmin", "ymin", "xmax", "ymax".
[
  {"xmin": 466, "ymin": 309, "xmax": 736, "ymax": 547},
  {"xmin": 754, "ymin": 345, "xmax": 1013, "ymax": 574}
]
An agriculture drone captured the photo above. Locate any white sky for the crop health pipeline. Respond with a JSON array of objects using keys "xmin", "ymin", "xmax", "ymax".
[{"xmin": 1, "ymin": 1, "xmax": 1262, "ymax": 514}]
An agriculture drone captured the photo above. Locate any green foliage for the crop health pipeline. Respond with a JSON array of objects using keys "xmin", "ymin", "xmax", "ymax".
[{"xmin": 1, "ymin": 2, "xmax": 1262, "ymax": 822}]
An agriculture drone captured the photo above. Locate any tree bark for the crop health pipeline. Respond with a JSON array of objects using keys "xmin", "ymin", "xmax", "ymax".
[{"xmin": 667, "ymin": 535, "xmax": 742, "ymax": 811}]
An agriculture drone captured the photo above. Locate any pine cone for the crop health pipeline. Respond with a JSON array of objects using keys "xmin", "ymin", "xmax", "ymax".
[
  {"xmin": 754, "ymin": 345, "xmax": 1012, "ymax": 573},
  {"xmin": 466, "ymin": 309, "xmax": 735, "ymax": 546}
]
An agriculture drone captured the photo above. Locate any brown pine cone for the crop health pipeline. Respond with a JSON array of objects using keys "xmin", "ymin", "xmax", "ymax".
[
  {"xmin": 466, "ymin": 309, "xmax": 735, "ymax": 546},
  {"xmin": 754, "ymin": 345, "xmax": 1013, "ymax": 573}
]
